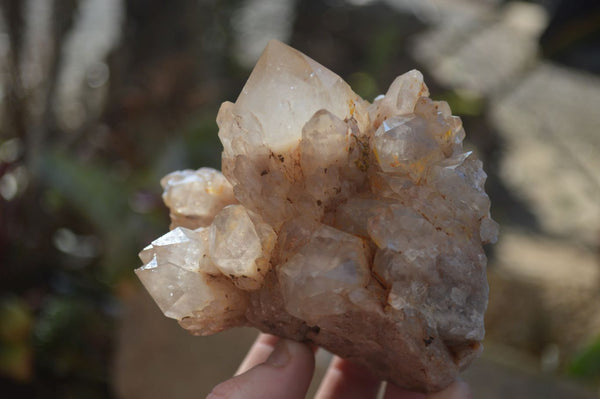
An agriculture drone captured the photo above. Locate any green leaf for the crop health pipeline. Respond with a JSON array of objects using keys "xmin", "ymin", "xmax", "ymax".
[
  {"xmin": 39, "ymin": 149, "xmax": 130, "ymax": 234},
  {"xmin": 567, "ymin": 335, "xmax": 600, "ymax": 382}
]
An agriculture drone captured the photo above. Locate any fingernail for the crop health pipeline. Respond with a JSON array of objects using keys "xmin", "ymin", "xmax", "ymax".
[{"xmin": 266, "ymin": 340, "xmax": 291, "ymax": 368}]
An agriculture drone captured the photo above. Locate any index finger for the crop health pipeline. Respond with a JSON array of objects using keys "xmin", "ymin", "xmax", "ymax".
[
  {"xmin": 384, "ymin": 379, "xmax": 471, "ymax": 399},
  {"xmin": 235, "ymin": 333, "xmax": 280, "ymax": 375},
  {"xmin": 315, "ymin": 356, "xmax": 382, "ymax": 399}
]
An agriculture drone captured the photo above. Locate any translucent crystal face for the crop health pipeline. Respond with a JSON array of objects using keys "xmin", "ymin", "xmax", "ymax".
[
  {"xmin": 209, "ymin": 205, "xmax": 275, "ymax": 290},
  {"xmin": 373, "ymin": 115, "xmax": 444, "ymax": 179},
  {"xmin": 161, "ymin": 168, "xmax": 237, "ymax": 229},
  {"xmin": 278, "ymin": 225, "xmax": 370, "ymax": 323},
  {"xmin": 135, "ymin": 227, "xmax": 244, "ymax": 324},
  {"xmin": 139, "ymin": 227, "xmax": 217, "ymax": 274},
  {"xmin": 218, "ymin": 40, "xmax": 366, "ymax": 155},
  {"xmin": 135, "ymin": 40, "xmax": 498, "ymax": 392}
]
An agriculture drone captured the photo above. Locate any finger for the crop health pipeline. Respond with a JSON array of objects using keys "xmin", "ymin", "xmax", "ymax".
[
  {"xmin": 207, "ymin": 339, "xmax": 315, "ymax": 399},
  {"xmin": 384, "ymin": 379, "xmax": 471, "ymax": 399},
  {"xmin": 315, "ymin": 356, "xmax": 382, "ymax": 399},
  {"xmin": 383, "ymin": 382, "xmax": 426, "ymax": 399},
  {"xmin": 427, "ymin": 380, "xmax": 472, "ymax": 399},
  {"xmin": 235, "ymin": 333, "xmax": 279, "ymax": 375}
]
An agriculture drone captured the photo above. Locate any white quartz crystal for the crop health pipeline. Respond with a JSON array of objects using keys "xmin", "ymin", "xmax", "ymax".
[
  {"xmin": 136, "ymin": 227, "xmax": 247, "ymax": 334},
  {"xmin": 161, "ymin": 168, "xmax": 237, "ymax": 229},
  {"xmin": 139, "ymin": 227, "xmax": 218, "ymax": 275},
  {"xmin": 209, "ymin": 205, "xmax": 275, "ymax": 290},
  {"xmin": 136, "ymin": 40, "xmax": 498, "ymax": 393},
  {"xmin": 278, "ymin": 224, "xmax": 371, "ymax": 324}
]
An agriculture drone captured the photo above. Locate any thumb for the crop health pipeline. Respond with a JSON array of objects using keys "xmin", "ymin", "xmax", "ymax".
[{"xmin": 206, "ymin": 339, "xmax": 315, "ymax": 399}]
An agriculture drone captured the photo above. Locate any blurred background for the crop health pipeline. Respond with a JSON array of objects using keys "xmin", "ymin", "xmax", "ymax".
[{"xmin": 0, "ymin": 0, "xmax": 599, "ymax": 397}]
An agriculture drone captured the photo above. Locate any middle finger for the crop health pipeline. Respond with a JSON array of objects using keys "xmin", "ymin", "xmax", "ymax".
[{"xmin": 315, "ymin": 356, "xmax": 382, "ymax": 399}]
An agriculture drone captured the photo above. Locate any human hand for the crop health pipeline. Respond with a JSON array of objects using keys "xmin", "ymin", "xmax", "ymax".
[{"xmin": 206, "ymin": 333, "xmax": 472, "ymax": 399}]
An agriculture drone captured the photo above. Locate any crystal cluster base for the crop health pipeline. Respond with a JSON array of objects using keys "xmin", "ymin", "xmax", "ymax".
[{"xmin": 135, "ymin": 40, "xmax": 498, "ymax": 393}]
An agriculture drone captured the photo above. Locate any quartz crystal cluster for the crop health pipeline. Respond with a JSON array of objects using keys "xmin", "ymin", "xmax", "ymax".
[{"xmin": 135, "ymin": 40, "xmax": 498, "ymax": 392}]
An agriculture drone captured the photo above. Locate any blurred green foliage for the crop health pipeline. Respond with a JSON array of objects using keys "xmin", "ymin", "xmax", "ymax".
[
  {"xmin": 437, "ymin": 90, "xmax": 485, "ymax": 117},
  {"xmin": 568, "ymin": 336, "xmax": 600, "ymax": 384},
  {"xmin": 0, "ymin": 0, "xmax": 241, "ymax": 396},
  {"xmin": 0, "ymin": 297, "xmax": 33, "ymax": 381}
]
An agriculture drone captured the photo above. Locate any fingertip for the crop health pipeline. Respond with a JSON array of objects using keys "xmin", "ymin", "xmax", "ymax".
[
  {"xmin": 273, "ymin": 339, "xmax": 315, "ymax": 374},
  {"xmin": 210, "ymin": 339, "xmax": 315, "ymax": 399},
  {"xmin": 256, "ymin": 333, "xmax": 280, "ymax": 347},
  {"xmin": 383, "ymin": 382, "xmax": 426, "ymax": 399},
  {"xmin": 236, "ymin": 333, "xmax": 280, "ymax": 375},
  {"xmin": 315, "ymin": 356, "xmax": 382, "ymax": 399},
  {"xmin": 427, "ymin": 379, "xmax": 472, "ymax": 399},
  {"xmin": 384, "ymin": 378, "xmax": 472, "ymax": 399},
  {"xmin": 206, "ymin": 379, "xmax": 239, "ymax": 399}
]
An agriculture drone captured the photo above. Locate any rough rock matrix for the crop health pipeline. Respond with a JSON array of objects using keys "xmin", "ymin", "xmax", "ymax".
[{"xmin": 135, "ymin": 40, "xmax": 498, "ymax": 392}]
